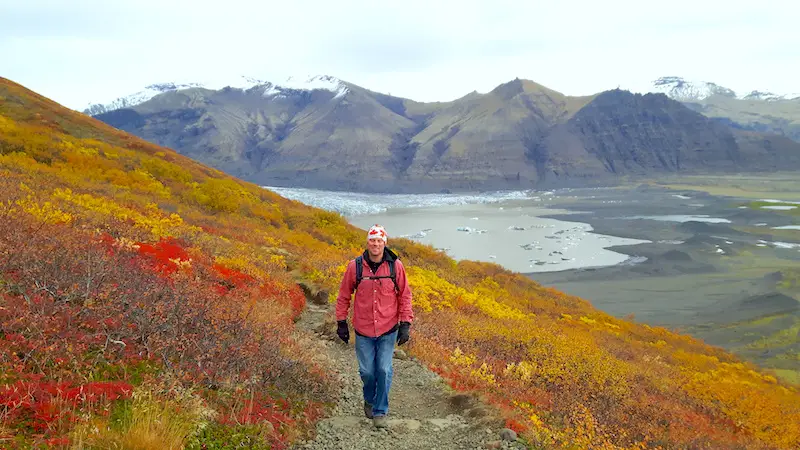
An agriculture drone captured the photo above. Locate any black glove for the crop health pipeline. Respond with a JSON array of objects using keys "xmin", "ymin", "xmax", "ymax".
[
  {"xmin": 397, "ymin": 321, "xmax": 411, "ymax": 346},
  {"xmin": 336, "ymin": 320, "xmax": 350, "ymax": 343}
]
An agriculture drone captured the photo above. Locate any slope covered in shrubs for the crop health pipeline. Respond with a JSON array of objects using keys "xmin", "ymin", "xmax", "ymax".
[{"xmin": 1, "ymin": 77, "xmax": 799, "ymax": 449}]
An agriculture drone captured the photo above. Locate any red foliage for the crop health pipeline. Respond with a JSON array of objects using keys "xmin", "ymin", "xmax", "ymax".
[
  {"xmin": 217, "ymin": 392, "xmax": 307, "ymax": 450},
  {"xmin": 0, "ymin": 212, "xmax": 336, "ymax": 445},
  {"xmin": 136, "ymin": 237, "xmax": 191, "ymax": 276},
  {"xmin": 213, "ymin": 263, "xmax": 255, "ymax": 292},
  {"xmin": 0, "ymin": 380, "xmax": 131, "ymax": 434},
  {"xmin": 259, "ymin": 279, "xmax": 306, "ymax": 321}
]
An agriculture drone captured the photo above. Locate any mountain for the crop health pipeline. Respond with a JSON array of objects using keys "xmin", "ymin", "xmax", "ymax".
[
  {"xmin": 84, "ymin": 81, "xmax": 206, "ymax": 115},
  {"xmin": 644, "ymin": 76, "xmax": 800, "ymax": 142},
  {"xmin": 82, "ymin": 75, "xmax": 349, "ymax": 115},
  {"xmin": 87, "ymin": 76, "xmax": 800, "ymax": 193},
  {"xmin": 650, "ymin": 76, "xmax": 738, "ymax": 102},
  {"xmin": 2, "ymin": 76, "xmax": 799, "ymax": 448},
  {"xmin": 649, "ymin": 76, "xmax": 800, "ymax": 102}
]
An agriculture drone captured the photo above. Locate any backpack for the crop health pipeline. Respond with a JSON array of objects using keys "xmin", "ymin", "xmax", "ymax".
[{"xmin": 354, "ymin": 255, "xmax": 399, "ymax": 292}]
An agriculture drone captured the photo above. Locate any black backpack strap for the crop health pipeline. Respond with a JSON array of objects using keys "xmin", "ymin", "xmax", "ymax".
[
  {"xmin": 354, "ymin": 256, "xmax": 398, "ymax": 292},
  {"xmin": 354, "ymin": 256, "xmax": 363, "ymax": 290},
  {"xmin": 389, "ymin": 259, "xmax": 398, "ymax": 292}
]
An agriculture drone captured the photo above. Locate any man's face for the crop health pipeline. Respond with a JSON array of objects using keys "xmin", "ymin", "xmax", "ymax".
[{"xmin": 367, "ymin": 238, "xmax": 385, "ymax": 257}]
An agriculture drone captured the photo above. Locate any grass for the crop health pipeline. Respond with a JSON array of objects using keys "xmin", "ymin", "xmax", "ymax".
[
  {"xmin": 70, "ymin": 385, "xmax": 207, "ymax": 450},
  {"xmin": 734, "ymin": 225, "xmax": 800, "ymax": 243},
  {"xmin": 745, "ymin": 321, "xmax": 800, "ymax": 350},
  {"xmin": 743, "ymin": 200, "xmax": 800, "ymax": 217},
  {"xmin": 691, "ymin": 95, "xmax": 800, "ymax": 140},
  {"xmin": 649, "ymin": 173, "xmax": 800, "ymax": 200},
  {"xmin": 771, "ymin": 369, "xmax": 800, "ymax": 385}
]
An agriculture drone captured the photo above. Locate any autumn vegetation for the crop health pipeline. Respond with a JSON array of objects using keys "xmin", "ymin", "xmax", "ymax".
[{"xmin": 1, "ymin": 76, "xmax": 798, "ymax": 449}]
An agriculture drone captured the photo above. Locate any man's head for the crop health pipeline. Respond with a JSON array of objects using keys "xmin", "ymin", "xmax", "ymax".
[{"xmin": 367, "ymin": 224, "xmax": 387, "ymax": 258}]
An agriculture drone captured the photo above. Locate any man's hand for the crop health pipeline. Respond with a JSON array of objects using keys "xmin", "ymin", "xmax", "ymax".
[
  {"xmin": 397, "ymin": 321, "xmax": 411, "ymax": 346},
  {"xmin": 336, "ymin": 320, "xmax": 350, "ymax": 343}
]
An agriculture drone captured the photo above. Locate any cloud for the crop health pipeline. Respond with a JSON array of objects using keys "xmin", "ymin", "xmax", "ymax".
[{"xmin": 1, "ymin": 0, "xmax": 798, "ymax": 109}]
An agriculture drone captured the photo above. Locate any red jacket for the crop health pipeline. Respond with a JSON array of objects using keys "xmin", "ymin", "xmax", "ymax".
[{"xmin": 335, "ymin": 251, "xmax": 413, "ymax": 337}]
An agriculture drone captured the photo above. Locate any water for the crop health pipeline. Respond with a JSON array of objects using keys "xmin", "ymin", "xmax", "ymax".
[
  {"xmin": 622, "ymin": 214, "xmax": 731, "ymax": 223},
  {"xmin": 264, "ymin": 186, "xmax": 649, "ymax": 273},
  {"xmin": 265, "ymin": 186, "xmax": 540, "ymax": 216},
  {"xmin": 761, "ymin": 206, "xmax": 797, "ymax": 211}
]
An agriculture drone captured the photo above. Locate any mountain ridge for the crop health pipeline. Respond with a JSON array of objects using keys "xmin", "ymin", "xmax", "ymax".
[
  {"xmin": 83, "ymin": 74, "xmax": 351, "ymax": 116},
  {"xmin": 648, "ymin": 76, "xmax": 800, "ymax": 102},
  {"xmin": 87, "ymin": 74, "xmax": 800, "ymax": 193},
  {"xmin": 84, "ymin": 74, "xmax": 800, "ymax": 118}
]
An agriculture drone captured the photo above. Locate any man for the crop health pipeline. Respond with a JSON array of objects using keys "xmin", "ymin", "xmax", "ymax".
[{"xmin": 335, "ymin": 224, "xmax": 414, "ymax": 429}]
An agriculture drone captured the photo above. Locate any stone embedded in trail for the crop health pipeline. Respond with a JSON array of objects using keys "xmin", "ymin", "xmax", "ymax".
[
  {"xmin": 448, "ymin": 393, "xmax": 479, "ymax": 410},
  {"xmin": 426, "ymin": 414, "xmax": 467, "ymax": 430},
  {"xmin": 464, "ymin": 405, "xmax": 492, "ymax": 418},
  {"xmin": 323, "ymin": 416, "xmax": 363, "ymax": 429},
  {"xmin": 500, "ymin": 428, "xmax": 517, "ymax": 441},
  {"xmin": 298, "ymin": 281, "xmax": 329, "ymax": 305},
  {"xmin": 386, "ymin": 418, "xmax": 422, "ymax": 431}
]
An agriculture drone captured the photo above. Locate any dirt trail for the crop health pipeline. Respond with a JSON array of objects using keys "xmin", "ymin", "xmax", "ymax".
[{"xmin": 291, "ymin": 302, "xmax": 526, "ymax": 450}]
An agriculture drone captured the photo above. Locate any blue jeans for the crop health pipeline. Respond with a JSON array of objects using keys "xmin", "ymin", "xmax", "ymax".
[{"xmin": 355, "ymin": 330, "xmax": 397, "ymax": 417}]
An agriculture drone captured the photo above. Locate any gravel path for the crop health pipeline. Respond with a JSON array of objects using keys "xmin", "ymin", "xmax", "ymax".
[{"xmin": 291, "ymin": 303, "xmax": 527, "ymax": 450}]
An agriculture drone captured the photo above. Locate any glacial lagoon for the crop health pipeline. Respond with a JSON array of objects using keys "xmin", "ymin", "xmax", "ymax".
[{"xmin": 265, "ymin": 186, "xmax": 649, "ymax": 273}]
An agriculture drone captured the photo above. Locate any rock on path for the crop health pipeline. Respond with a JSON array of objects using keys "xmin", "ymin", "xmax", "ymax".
[{"xmin": 291, "ymin": 303, "xmax": 527, "ymax": 450}]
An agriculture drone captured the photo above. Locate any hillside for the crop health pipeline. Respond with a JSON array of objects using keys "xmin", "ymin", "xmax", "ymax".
[
  {"xmin": 645, "ymin": 76, "xmax": 800, "ymax": 143},
  {"xmin": 89, "ymin": 77, "xmax": 800, "ymax": 193},
  {"xmin": 1, "ymin": 76, "xmax": 800, "ymax": 449},
  {"xmin": 685, "ymin": 96, "xmax": 800, "ymax": 143}
]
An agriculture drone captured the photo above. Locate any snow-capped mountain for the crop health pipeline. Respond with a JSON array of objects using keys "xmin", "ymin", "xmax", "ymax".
[
  {"xmin": 647, "ymin": 76, "xmax": 800, "ymax": 102},
  {"xmin": 260, "ymin": 75, "xmax": 349, "ymax": 99},
  {"xmin": 83, "ymin": 75, "xmax": 349, "ymax": 116},
  {"xmin": 740, "ymin": 90, "xmax": 800, "ymax": 102},
  {"xmin": 651, "ymin": 76, "xmax": 736, "ymax": 101},
  {"xmin": 84, "ymin": 82, "xmax": 206, "ymax": 116}
]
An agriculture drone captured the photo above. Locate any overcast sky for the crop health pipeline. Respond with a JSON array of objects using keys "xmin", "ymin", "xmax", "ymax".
[{"xmin": 2, "ymin": 0, "xmax": 798, "ymax": 110}]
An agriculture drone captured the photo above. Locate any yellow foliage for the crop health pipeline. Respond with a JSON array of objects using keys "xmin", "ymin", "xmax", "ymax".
[
  {"xmin": 462, "ymin": 277, "xmax": 528, "ymax": 320},
  {"xmin": 525, "ymin": 329, "xmax": 633, "ymax": 399},
  {"xmin": 192, "ymin": 178, "xmax": 257, "ymax": 213},
  {"xmin": 471, "ymin": 362, "xmax": 496, "ymax": 385},
  {"xmin": 579, "ymin": 316, "xmax": 597, "ymax": 325},
  {"xmin": 0, "ymin": 114, "xmax": 14, "ymax": 133},
  {"xmin": 681, "ymin": 362, "xmax": 800, "ymax": 447},
  {"xmin": 52, "ymin": 188, "xmax": 194, "ymax": 238},
  {"xmin": 650, "ymin": 340, "xmax": 667, "ymax": 349},
  {"xmin": 270, "ymin": 254, "xmax": 287, "ymax": 270},
  {"xmin": 0, "ymin": 152, "xmax": 42, "ymax": 172},
  {"xmin": 504, "ymin": 361, "xmax": 536, "ymax": 382},
  {"xmin": 450, "ymin": 347, "xmax": 477, "ymax": 367},
  {"xmin": 129, "ymin": 169, "xmax": 171, "ymax": 199},
  {"xmin": 141, "ymin": 156, "xmax": 193, "ymax": 184},
  {"xmin": 14, "ymin": 185, "xmax": 73, "ymax": 224},
  {"xmin": 214, "ymin": 255, "xmax": 254, "ymax": 276},
  {"xmin": 406, "ymin": 267, "xmax": 459, "ymax": 312}
]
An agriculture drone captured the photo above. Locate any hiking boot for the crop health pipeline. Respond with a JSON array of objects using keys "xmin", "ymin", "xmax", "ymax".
[
  {"xmin": 373, "ymin": 415, "xmax": 388, "ymax": 429},
  {"xmin": 363, "ymin": 402, "xmax": 373, "ymax": 419}
]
